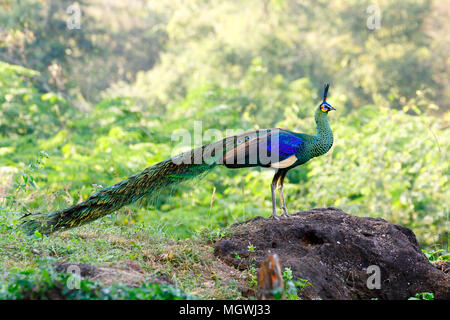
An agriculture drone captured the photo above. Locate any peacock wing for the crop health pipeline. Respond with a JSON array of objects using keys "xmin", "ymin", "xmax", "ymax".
[
  {"xmin": 267, "ymin": 129, "xmax": 306, "ymax": 168},
  {"xmin": 220, "ymin": 129, "xmax": 305, "ymax": 168}
]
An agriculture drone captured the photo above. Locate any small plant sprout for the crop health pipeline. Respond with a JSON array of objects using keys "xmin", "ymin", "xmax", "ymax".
[
  {"xmin": 282, "ymin": 267, "xmax": 313, "ymax": 300},
  {"xmin": 408, "ymin": 292, "xmax": 434, "ymax": 300},
  {"xmin": 248, "ymin": 264, "xmax": 257, "ymax": 288}
]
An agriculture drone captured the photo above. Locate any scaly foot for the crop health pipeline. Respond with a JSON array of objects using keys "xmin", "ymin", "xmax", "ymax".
[
  {"xmin": 280, "ymin": 206, "xmax": 290, "ymax": 218},
  {"xmin": 270, "ymin": 210, "xmax": 280, "ymax": 220}
]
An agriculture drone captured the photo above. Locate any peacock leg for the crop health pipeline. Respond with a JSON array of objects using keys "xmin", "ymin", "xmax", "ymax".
[
  {"xmin": 278, "ymin": 170, "xmax": 290, "ymax": 218},
  {"xmin": 270, "ymin": 170, "xmax": 281, "ymax": 219}
]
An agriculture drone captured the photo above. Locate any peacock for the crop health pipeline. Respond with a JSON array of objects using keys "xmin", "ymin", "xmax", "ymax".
[{"xmin": 21, "ymin": 84, "xmax": 335, "ymax": 235}]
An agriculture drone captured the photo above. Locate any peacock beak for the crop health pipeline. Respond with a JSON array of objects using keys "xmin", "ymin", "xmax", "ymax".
[{"xmin": 328, "ymin": 106, "xmax": 336, "ymax": 111}]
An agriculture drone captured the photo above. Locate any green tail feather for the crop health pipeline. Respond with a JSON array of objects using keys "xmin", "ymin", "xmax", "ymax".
[{"xmin": 21, "ymin": 151, "xmax": 217, "ymax": 235}]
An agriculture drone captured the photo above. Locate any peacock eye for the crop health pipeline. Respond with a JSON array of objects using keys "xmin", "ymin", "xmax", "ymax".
[{"xmin": 320, "ymin": 104, "xmax": 327, "ymax": 112}]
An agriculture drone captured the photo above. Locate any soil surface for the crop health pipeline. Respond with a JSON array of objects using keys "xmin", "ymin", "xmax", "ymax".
[
  {"xmin": 214, "ymin": 207, "xmax": 450, "ymax": 300},
  {"xmin": 55, "ymin": 261, "xmax": 173, "ymax": 287}
]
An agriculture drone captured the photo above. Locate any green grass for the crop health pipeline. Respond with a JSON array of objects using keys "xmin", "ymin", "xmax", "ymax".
[
  {"xmin": 1, "ymin": 260, "xmax": 194, "ymax": 300},
  {"xmin": 1, "ymin": 0, "xmax": 448, "ymax": 301},
  {"xmin": 0, "ymin": 205, "xmax": 244, "ymax": 300}
]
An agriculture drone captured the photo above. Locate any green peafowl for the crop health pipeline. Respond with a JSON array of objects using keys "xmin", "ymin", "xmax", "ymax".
[{"xmin": 21, "ymin": 84, "xmax": 335, "ymax": 235}]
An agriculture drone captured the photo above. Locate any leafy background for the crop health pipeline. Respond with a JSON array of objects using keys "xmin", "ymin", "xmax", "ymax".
[{"xmin": 0, "ymin": 0, "xmax": 448, "ymax": 299}]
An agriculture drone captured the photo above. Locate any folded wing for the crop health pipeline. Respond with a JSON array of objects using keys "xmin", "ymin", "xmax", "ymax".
[{"xmin": 221, "ymin": 129, "xmax": 305, "ymax": 168}]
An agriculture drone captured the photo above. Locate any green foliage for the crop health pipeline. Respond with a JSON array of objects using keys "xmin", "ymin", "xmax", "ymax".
[
  {"xmin": 0, "ymin": 62, "xmax": 73, "ymax": 138},
  {"xmin": 0, "ymin": 0, "xmax": 167, "ymax": 101},
  {"xmin": 0, "ymin": 0, "xmax": 448, "ymax": 300},
  {"xmin": 0, "ymin": 262, "xmax": 193, "ymax": 300},
  {"xmin": 281, "ymin": 267, "xmax": 313, "ymax": 300},
  {"xmin": 297, "ymin": 106, "xmax": 449, "ymax": 247},
  {"xmin": 108, "ymin": 0, "xmax": 448, "ymax": 113},
  {"xmin": 422, "ymin": 249, "xmax": 450, "ymax": 262},
  {"xmin": 247, "ymin": 264, "xmax": 257, "ymax": 288},
  {"xmin": 0, "ymin": 205, "xmax": 230, "ymax": 299},
  {"xmin": 0, "ymin": 57, "xmax": 447, "ymax": 246},
  {"xmin": 408, "ymin": 292, "xmax": 434, "ymax": 300}
]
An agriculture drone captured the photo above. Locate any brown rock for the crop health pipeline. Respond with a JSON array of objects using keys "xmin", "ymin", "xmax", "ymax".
[{"xmin": 213, "ymin": 207, "xmax": 450, "ymax": 300}]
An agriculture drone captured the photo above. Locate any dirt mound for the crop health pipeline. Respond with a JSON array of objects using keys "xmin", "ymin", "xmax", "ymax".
[
  {"xmin": 55, "ymin": 261, "xmax": 173, "ymax": 287},
  {"xmin": 214, "ymin": 207, "xmax": 450, "ymax": 300}
]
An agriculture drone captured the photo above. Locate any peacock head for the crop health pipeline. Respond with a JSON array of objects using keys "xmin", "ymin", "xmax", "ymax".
[{"xmin": 318, "ymin": 83, "xmax": 336, "ymax": 113}]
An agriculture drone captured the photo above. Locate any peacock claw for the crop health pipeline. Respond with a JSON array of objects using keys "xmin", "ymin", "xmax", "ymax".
[
  {"xmin": 280, "ymin": 206, "xmax": 290, "ymax": 218},
  {"xmin": 271, "ymin": 213, "xmax": 280, "ymax": 220}
]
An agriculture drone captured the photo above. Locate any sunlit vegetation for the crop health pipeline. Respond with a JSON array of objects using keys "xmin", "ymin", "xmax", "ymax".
[{"xmin": 0, "ymin": 0, "xmax": 448, "ymax": 299}]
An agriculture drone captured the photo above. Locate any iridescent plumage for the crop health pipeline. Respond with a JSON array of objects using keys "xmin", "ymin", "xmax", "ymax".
[{"xmin": 21, "ymin": 84, "xmax": 335, "ymax": 234}]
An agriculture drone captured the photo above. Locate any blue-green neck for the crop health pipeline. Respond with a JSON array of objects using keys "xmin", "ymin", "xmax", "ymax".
[{"xmin": 310, "ymin": 108, "xmax": 333, "ymax": 157}]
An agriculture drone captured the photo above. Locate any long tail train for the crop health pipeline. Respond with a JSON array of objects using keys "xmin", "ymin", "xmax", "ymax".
[{"xmin": 21, "ymin": 149, "xmax": 216, "ymax": 235}]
